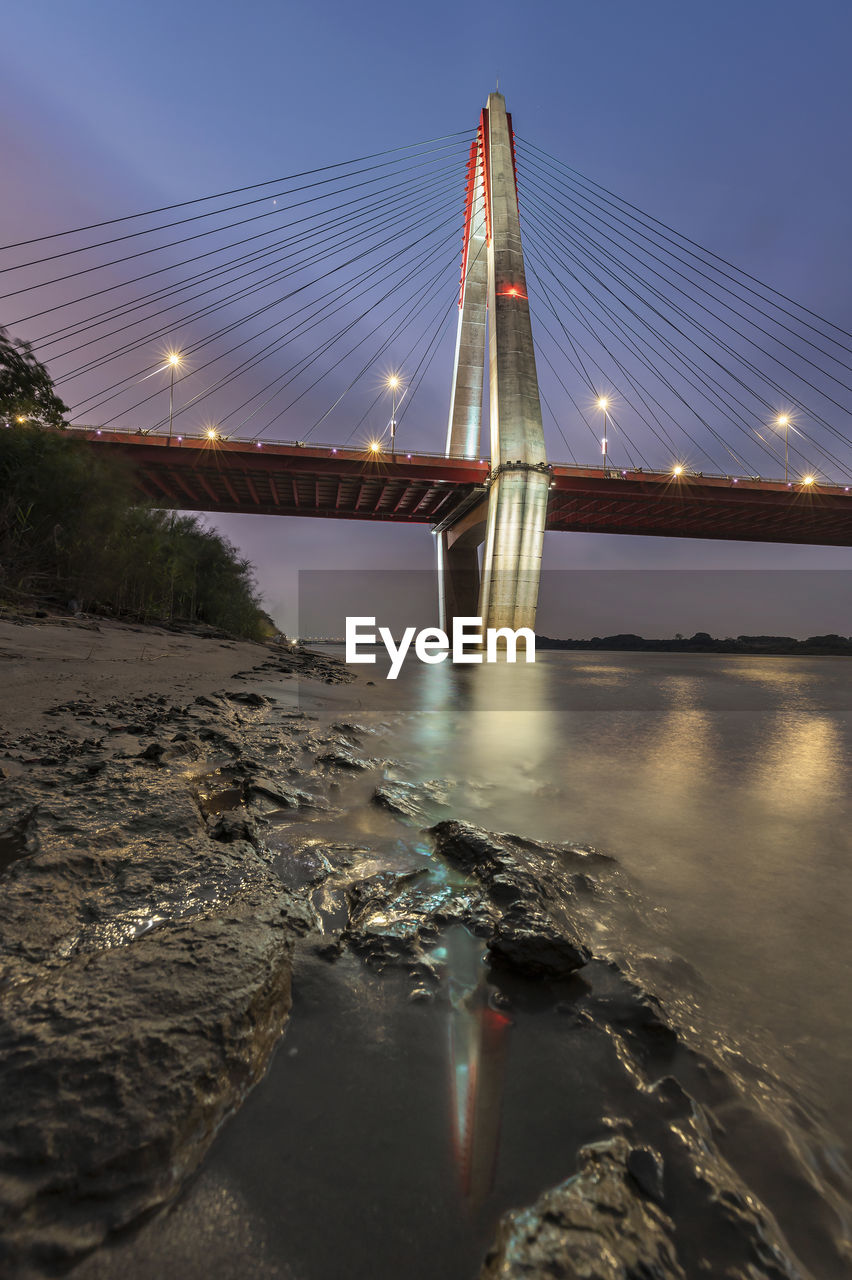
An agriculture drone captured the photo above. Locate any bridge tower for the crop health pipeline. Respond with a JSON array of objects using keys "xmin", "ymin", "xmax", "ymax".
[{"xmin": 439, "ymin": 92, "xmax": 549, "ymax": 632}]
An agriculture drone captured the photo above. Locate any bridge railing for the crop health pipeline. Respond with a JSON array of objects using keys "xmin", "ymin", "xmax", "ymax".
[{"xmin": 65, "ymin": 424, "xmax": 852, "ymax": 493}]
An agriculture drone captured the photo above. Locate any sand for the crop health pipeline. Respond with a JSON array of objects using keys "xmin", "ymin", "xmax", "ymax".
[{"xmin": 0, "ymin": 615, "xmax": 270, "ymax": 736}]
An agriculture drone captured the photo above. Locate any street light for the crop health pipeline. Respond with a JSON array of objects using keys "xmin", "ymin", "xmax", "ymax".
[
  {"xmin": 387, "ymin": 373, "xmax": 401, "ymax": 459},
  {"xmin": 597, "ymin": 396, "xmax": 608, "ymax": 472},
  {"xmin": 776, "ymin": 414, "xmax": 789, "ymax": 482},
  {"xmin": 166, "ymin": 351, "xmax": 183, "ymax": 446}
]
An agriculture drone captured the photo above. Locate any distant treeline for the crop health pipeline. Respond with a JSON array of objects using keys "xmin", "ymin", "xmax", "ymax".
[
  {"xmin": 0, "ymin": 425, "xmax": 272, "ymax": 641},
  {"xmin": 537, "ymin": 632, "xmax": 852, "ymax": 655}
]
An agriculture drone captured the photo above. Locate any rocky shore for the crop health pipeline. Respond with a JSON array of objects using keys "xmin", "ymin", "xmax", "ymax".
[{"xmin": 1, "ymin": 618, "xmax": 850, "ymax": 1279}]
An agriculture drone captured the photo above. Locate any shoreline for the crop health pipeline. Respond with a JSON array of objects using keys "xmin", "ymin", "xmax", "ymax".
[{"xmin": 1, "ymin": 619, "xmax": 850, "ymax": 1278}]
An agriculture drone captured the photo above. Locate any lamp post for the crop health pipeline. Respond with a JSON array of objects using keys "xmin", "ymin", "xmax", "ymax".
[
  {"xmin": 597, "ymin": 396, "xmax": 608, "ymax": 473},
  {"xmin": 165, "ymin": 351, "xmax": 183, "ymax": 445},
  {"xmin": 777, "ymin": 414, "xmax": 789, "ymax": 482},
  {"xmin": 388, "ymin": 373, "xmax": 400, "ymax": 459}
]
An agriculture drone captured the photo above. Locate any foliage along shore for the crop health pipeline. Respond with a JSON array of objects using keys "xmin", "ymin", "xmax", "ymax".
[
  {"xmin": 537, "ymin": 630, "xmax": 852, "ymax": 655},
  {"xmin": 0, "ymin": 424, "xmax": 274, "ymax": 642}
]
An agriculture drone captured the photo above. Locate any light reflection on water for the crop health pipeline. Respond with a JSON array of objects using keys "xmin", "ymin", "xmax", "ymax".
[{"xmin": 355, "ymin": 651, "xmax": 852, "ymax": 1146}]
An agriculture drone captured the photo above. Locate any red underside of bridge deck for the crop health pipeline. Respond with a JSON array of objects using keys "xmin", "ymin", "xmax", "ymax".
[{"xmin": 83, "ymin": 432, "xmax": 852, "ymax": 547}]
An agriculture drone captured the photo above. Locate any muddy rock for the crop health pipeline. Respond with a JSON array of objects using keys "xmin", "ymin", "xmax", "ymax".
[
  {"xmin": 0, "ymin": 682, "xmax": 334, "ymax": 1273},
  {"xmin": 489, "ymin": 910, "xmax": 590, "ymax": 979},
  {"xmin": 372, "ymin": 778, "xmax": 453, "ymax": 825},
  {"xmin": 249, "ymin": 778, "xmax": 327, "ymax": 811},
  {"xmin": 429, "ymin": 821, "xmax": 593, "ymax": 977},
  {"xmin": 480, "ymin": 1135, "xmax": 684, "ymax": 1280},
  {"xmin": 0, "ymin": 804, "xmax": 40, "ymax": 874},
  {"xmin": 315, "ymin": 745, "xmax": 373, "ymax": 771},
  {"xmin": 0, "ymin": 876, "xmax": 305, "ymax": 1274}
]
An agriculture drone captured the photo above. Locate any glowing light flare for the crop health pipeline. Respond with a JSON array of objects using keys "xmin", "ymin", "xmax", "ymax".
[
  {"xmin": 803, "ymin": 475, "xmax": 815, "ymax": 485},
  {"xmin": 387, "ymin": 374, "xmax": 400, "ymax": 390},
  {"xmin": 672, "ymin": 464, "xmax": 684, "ymax": 477},
  {"xmin": 166, "ymin": 350, "xmax": 183, "ymax": 368},
  {"xmin": 206, "ymin": 428, "xmax": 218, "ymax": 440},
  {"xmin": 368, "ymin": 439, "xmax": 382, "ymax": 454},
  {"xmin": 597, "ymin": 397, "xmax": 608, "ymax": 411},
  {"xmin": 776, "ymin": 414, "xmax": 789, "ymax": 427}
]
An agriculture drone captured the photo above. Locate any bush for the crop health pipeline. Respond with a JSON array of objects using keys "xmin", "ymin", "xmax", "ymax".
[{"xmin": 0, "ymin": 425, "xmax": 270, "ymax": 640}]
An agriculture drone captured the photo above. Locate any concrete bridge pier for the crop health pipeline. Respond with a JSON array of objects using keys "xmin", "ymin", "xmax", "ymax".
[
  {"xmin": 439, "ymin": 90, "xmax": 549, "ymax": 635},
  {"xmin": 437, "ymin": 533, "xmax": 480, "ymax": 632},
  {"xmin": 478, "ymin": 466, "xmax": 549, "ymax": 632}
]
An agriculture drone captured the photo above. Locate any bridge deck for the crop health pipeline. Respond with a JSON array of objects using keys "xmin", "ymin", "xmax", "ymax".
[{"xmin": 78, "ymin": 430, "xmax": 852, "ymax": 547}]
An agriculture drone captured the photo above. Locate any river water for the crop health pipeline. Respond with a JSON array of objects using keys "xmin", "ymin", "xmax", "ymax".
[
  {"xmin": 330, "ymin": 649, "xmax": 852, "ymax": 1148},
  {"xmin": 74, "ymin": 650, "xmax": 852, "ymax": 1279}
]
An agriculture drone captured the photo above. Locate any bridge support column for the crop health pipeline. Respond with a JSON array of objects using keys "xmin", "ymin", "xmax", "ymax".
[
  {"xmin": 479, "ymin": 465, "xmax": 550, "ymax": 631},
  {"xmin": 439, "ymin": 91, "xmax": 548, "ymax": 635},
  {"xmin": 437, "ymin": 533, "xmax": 480, "ymax": 632},
  {"xmin": 479, "ymin": 93, "xmax": 548, "ymax": 632}
]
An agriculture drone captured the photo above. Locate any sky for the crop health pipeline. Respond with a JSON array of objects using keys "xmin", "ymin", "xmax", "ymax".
[{"xmin": 2, "ymin": 0, "xmax": 852, "ymax": 635}]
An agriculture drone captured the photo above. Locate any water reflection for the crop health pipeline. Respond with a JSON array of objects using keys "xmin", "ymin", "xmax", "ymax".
[
  {"xmin": 442, "ymin": 926, "xmax": 511, "ymax": 1210},
  {"xmin": 750, "ymin": 714, "xmax": 844, "ymax": 816},
  {"xmin": 378, "ymin": 652, "xmax": 852, "ymax": 1147}
]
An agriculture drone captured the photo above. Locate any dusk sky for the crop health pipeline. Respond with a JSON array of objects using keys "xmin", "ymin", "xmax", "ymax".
[{"xmin": 3, "ymin": 0, "xmax": 852, "ymax": 635}]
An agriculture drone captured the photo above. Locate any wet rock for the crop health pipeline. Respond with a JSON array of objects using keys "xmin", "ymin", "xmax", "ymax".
[
  {"xmin": 249, "ymin": 778, "xmax": 326, "ymax": 811},
  {"xmin": 489, "ymin": 912, "xmax": 590, "ymax": 979},
  {"xmin": 0, "ymin": 680, "xmax": 344, "ymax": 1271},
  {"xmin": 0, "ymin": 880, "xmax": 303, "ymax": 1273},
  {"xmin": 430, "ymin": 820, "xmax": 505, "ymax": 875},
  {"xmin": 330, "ymin": 720, "xmax": 372, "ymax": 738},
  {"xmin": 0, "ymin": 804, "xmax": 39, "ymax": 874},
  {"xmin": 430, "ymin": 821, "xmax": 593, "ymax": 977},
  {"xmin": 208, "ymin": 810, "xmax": 261, "ymax": 845},
  {"xmin": 480, "ymin": 1135, "xmax": 684, "ymax": 1280},
  {"xmin": 313, "ymin": 938, "xmax": 343, "ymax": 962},
  {"xmin": 372, "ymin": 779, "xmax": 453, "ymax": 825},
  {"xmin": 315, "ymin": 746, "xmax": 372, "ymax": 771},
  {"xmin": 627, "ymin": 1145, "xmax": 666, "ymax": 1204}
]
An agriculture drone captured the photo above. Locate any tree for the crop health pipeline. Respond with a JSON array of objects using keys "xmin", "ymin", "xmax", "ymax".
[{"xmin": 0, "ymin": 325, "xmax": 68, "ymax": 428}]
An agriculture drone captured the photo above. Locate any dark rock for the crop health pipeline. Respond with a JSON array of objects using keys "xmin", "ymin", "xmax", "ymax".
[
  {"xmin": 429, "ymin": 821, "xmax": 593, "ymax": 977},
  {"xmin": 489, "ymin": 914, "xmax": 590, "ymax": 979},
  {"xmin": 316, "ymin": 747, "xmax": 372, "ymax": 771},
  {"xmin": 249, "ymin": 778, "xmax": 325, "ymax": 811},
  {"xmin": 208, "ymin": 811, "xmax": 260, "ymax": 845},
  {"xmin": 0, "ymin": 805, "xmax": 39, "ymax": 875},
  {"xmin": 225, "ymin": 691, "xmax": 268, "ymax": 707},
  {"xmin": 627, "ymin": 1146, "xmax": 666, "ymax": 1204},
  {"xmin": 480, "ymin": 1135, "xmax": 684, "ymax": 1279},
  {"xmin": 0, "ymin": 881, "xmax": 302, "ymax": 1272},
  {"xmin": 372, "ymin": 779, "xmax": 452, "ymax": 825}
]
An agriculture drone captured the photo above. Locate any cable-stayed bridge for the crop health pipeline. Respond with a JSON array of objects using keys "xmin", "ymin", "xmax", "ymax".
[{"xmin": 3, "ymin": 92, "xmax": 852, "ymax": 629}]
